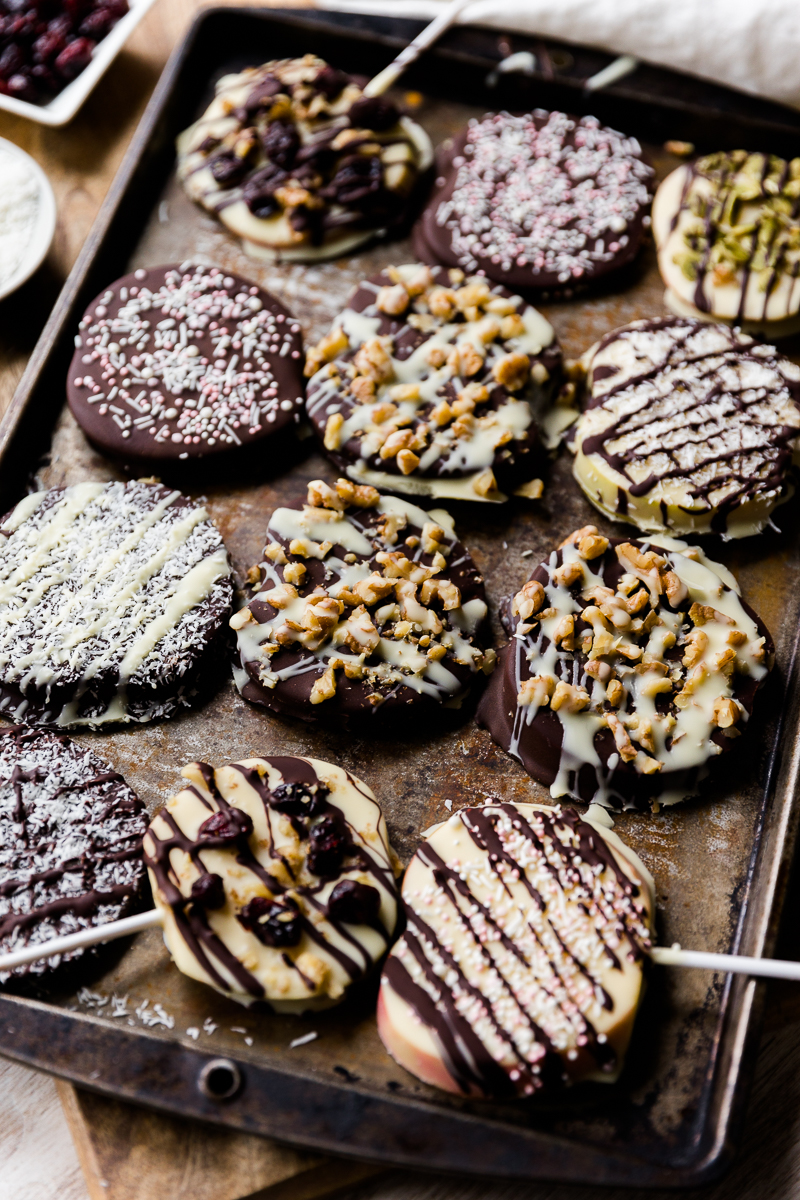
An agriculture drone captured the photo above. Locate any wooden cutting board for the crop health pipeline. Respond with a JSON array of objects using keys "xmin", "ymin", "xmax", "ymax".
[{"xmin": 57, "ymin": 1081, "xmax": 381, "ymax": 1200}]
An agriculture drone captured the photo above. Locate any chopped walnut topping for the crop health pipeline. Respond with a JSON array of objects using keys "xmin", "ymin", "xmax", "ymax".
[
  {"xmin": 512, "ymin": 580, "xmax": 545, "ymax": 619},
  {"xmin": 492, "ymin": 351, "xmax": 530, "ymax": 391},
  {"xmin": 324, "ymin": 412, "xmax": 344, "ymax": 450},
  {"xmin": 473, "ymin": 469, "xmax": 498, "ymax": 498},
  {"xmin": 377, "ymin": 283, "xmax": 410, "ymax": 315},
  {"xmin": 550, "ymin": 681, "xmax": 590, "ymax": 713},
  {"xmin": 682, "ymin": 628, "xmax": 708, "ymax": 667},
  {"xmin": 310, "ymin": 665, "xmax": 337, "ymax": 704},
  {"xmin": 514, "ymin": 479, "xmax": 544, "ymax": 500},
  {"xmin": 518, "ymin": 675, "xmax": 555, "ymax": 707},
  {"xmin": 397, "ymin": 449, "xmax": 420, "ymax": 474},
  {"xmin": 553, "ymin": 560, "xmax": 584, "ymax": 588},
  {"xmin": 353, "ymin": 338, "xmax": 393, "ymax": 384},
  {"xmin": 305, "ymin": 326, "xmax": 349, "ymax": 377},
  {"xmin": 577, "ymin": 534, "xmax": 609, "ymax": 560},
  {"xmin": 264, "ymin": 542, "xmax": 287, "ymax": 564},
  {"xmin": 606, "ymin": 679, "xmax": 624, "ymax": 706},
  {"xmin": 607, "ymin": 711, "xmax": 637, "ymax": 761}
]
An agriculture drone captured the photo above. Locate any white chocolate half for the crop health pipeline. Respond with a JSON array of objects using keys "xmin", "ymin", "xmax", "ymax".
[
  {"xmin": 145, "ymin": 756, "xmax": 400, "ymax": 1012},
  {"xmin": 653, "ymin": 159, "xmax": 800, "ymax": 332},
  {"xmin": 378, "ymin": 802, "xmax": 654, "ymax": 1097},
  {"xmin": 572, "ymin": 318, "xmax": 800, "ymax": 539}
]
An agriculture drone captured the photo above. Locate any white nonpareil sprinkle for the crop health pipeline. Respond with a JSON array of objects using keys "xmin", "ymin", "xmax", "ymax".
[
  {"xmin": 289, "ymin": 1031, "xmax": 318, "ymax": 1048},
  {"xmin": 0, "ymin": 148, "xmax": 39, "ymax": 289}
]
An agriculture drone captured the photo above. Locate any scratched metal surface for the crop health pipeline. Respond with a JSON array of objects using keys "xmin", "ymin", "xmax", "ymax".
[{"xmin": 2, "ymin": 16, "xmax": 800, "ymax": 1180}]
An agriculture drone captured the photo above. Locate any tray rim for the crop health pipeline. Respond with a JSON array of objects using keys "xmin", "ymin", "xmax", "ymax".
[{"xmin": 1, "ymin": 5, "xmax": 800, "ymax": 1186}]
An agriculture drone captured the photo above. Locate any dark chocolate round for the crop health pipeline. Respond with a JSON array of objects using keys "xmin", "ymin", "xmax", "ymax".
[
  {"xmin": 477, "ymin": 529, "xmax": 773, "ymax": 811},
  {"xmin": 0, "ymin": 480, "xmax": 233, "ymax": 728},
  {"xmin": 231, "ymin": 477, "xmax": 494, "ymax": 726},
  {"xmin": 67, "ymin": 263, "xmax": 304, "ymax": 464},
  {"xmin": 0, "ymin": 725, "xmax": 147, "ymax": 983},
  {"xmin": 413, "ymin": 111, "xmax": 653, "ymax": 292}
]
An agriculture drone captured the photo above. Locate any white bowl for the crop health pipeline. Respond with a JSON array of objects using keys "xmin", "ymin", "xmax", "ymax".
[
  {"xmin": 0, "ymin": 0, "xmax": 159, "ymax": 127},
  {"xmin": 0, "ymin": 139, "xmax": 57, "ymax": 302}
]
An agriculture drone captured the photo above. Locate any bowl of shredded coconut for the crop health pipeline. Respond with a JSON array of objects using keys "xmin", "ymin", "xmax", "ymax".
[{"xmin": 0, "ymin": 138, "xmax": 56, "ymax": 303}]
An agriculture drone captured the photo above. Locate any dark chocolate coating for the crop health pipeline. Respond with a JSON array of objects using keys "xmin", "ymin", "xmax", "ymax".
[
  {"xmin": 306, "ymin": 266, "xmax": 561, "ymax": 493},
  {"xmin": 0, "ymin": 480, "xmax": 233, "ymax": 727},
  {"xmin": 477, "ymin": 536, "xmax": 773, "ymax": 810},
  {"xmin": 0, "ymin": 725, "xmax": 147, "ymax": 982},
  {"xmin": 233, "ymin": 494, "xmax": 491, "ymax": 727},
  {"xmin": 413, "ymin": 112, "xmax": 653, "ymax": 292},
  {"xmin": 67, "ymin": 264, "xmax": 304, "ymax": 464}
]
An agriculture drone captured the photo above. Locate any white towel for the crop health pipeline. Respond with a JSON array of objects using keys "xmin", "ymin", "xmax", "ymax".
[{"xmin": 316, "ymin": 0, "xmax": 800, "ymax": 109}]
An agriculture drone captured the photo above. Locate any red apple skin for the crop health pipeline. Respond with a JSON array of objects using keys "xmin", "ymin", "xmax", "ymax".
[{"xmin": 377, "ymin": 985, "xmax": 477, "ymax": 1097}]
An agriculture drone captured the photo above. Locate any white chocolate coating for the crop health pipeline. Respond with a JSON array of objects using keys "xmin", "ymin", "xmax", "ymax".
[
  {"xmin": 378, "ymin": 802, "xmax": 654, "ymax": 1098},
  {"xmin": 145, "ymin": 756, "xmax": 400, "ymax": 1012}
]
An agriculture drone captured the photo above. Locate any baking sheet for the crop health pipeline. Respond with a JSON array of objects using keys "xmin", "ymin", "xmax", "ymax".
[{"xmin": 1, "ymin": 8, "xmax": 800, "ymax": 1186}]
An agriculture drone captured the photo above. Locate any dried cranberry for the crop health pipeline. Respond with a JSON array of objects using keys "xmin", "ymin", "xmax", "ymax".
[
  {"xmin": 78, "ymin": 6, "xmax": 118, "ymax": 39},
  {"xmin": 262, "ymin": 118, "xmax": 299, "ymax": 169},
  {"xmin": 238, "ymin": 896, "xmax": 302, "ymax": 947},
  {"xmin": 0, "ymin": 43, "xmax": 24, "ymax": 79},
  {"xmin": 242, "ymin": 163, "xmax": 286, "ymax": 219},
  {"xmin": 198, "ymin": 807, "xmax": 253, "ymax": 843},
  {"xmin": 48, "ymin": 14, "xmax": 74, "ymax": 38},
  {"xmin": 7, "ymin": 73, "xmax": 37, "ymax": 101},
  {"xmin": 190, "ymin": 872, "xmax": 225, "ymax": 909},
  {"xmin": 321, "ymin": 154, "xmax": 383, "ymax": 209},
  {"xmin": 307, "ymin": 815, "xmax": 350, "ymax": 878},
  {"xmin": 269, "ymin": 781, "xmax": 329, "ymax": 818},
  {"xmin": 348, "ymin": 95, "xmax": 400, "ymax": 132},
  {"xmin": 314, "ymin": 64, "xmax": 349, "ymax": 100},
  {"xmin": 33, "ymin": 30, "xmax": 66, "ymax": 63},
  {"xmin": 54, "ymin": 37, "xmax": 94, "ymax": 81},
  {"xmin": 242, "ymin": 74, "xmax": 283, "ymax": 115},
  {"xmin": 209, "ymin": 152, "xmax": 248, "ymax": 186},
  {"xmin": 63, "ymin": 0, "xmax": 93, "ymax": 20},
  {"xmin": 326, "ymin": 880, "xmax": 380, "ymax": 925}
]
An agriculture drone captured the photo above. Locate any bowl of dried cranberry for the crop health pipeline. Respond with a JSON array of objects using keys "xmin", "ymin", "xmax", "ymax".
[{"xmin": 0, "ymin": 0, "xmax": 158, "ymax": 126}]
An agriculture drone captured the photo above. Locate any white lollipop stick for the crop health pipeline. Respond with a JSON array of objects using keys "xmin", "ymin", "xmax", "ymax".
[
  {"xmin": 363, "ymin": 0, "xmax": 475, "ymax": 97},
  {"xmin": 0, "ymin": 909, "xmax": 162, "ymax": 973},
  {"xmin": 651, "ymin": 944, "xmax": 800, "ymax": 981}
]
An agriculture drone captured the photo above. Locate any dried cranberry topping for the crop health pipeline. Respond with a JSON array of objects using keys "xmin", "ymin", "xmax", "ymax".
[
  {"xmin": 54, "ymin": 37, "xmax": 94, "ymax": 81},
  {"xmin": 262, "ymin": 118, "xmax": 299, "ymax": 169},
  {"xmin": 210, "ymin": 152, "xmax": 249, "ymax": 186},
  {"xmin": 242, "ymin": 164, "xmax": 287, "ymax": 219},
  {"xmin": 190, "ymin": 872, "xmax": 225, "ymax": 909},
  {"xmin": 268, "ymin": 781, "xmax": 329, "ymax": 818},
  {"xmin": 313, "ymin": 64, "xmax": 349, "ymax": 100},
  {"xmin": 238, "ymin": 896, "xmax": 302, "ymax": 947},
  {"xmin": 0, "ymin": 0, "xmax": 127, "ymax": 102},
  {"xmin": 348, "ymin": 95, "xmax": 399, "ymax": 132},
  {"xmin": 198, "ymin": 807, "xmax": 253, "ymax": 843},
  {"xmin": 307, "ymin": 815, "xmax": 351, "ymax": 878},
  {"xmin": 320, "ymin": 154, "xmax": 383, "ymax": 210},
  {"xmin": 326, "ymin": 880, "xmax": 380, "ymax": 925},
  {"xmin": 242, "ymin": 74, "xmax": 283, "ymax": 115}
]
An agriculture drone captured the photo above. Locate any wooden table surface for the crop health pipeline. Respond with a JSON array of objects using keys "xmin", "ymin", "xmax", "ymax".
[{"xmin": 2, "ymin": 2, "xmax": 800, "ymax": 1196}]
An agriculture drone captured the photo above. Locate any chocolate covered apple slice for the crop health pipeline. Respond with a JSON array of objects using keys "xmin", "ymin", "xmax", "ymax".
[{"xmin": 378, "ymin": 801, "xmax": 654, "ymax": 1097}]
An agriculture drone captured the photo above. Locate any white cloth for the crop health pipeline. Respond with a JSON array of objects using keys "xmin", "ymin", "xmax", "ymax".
[{"xmin": 316, "ymin": 0, "xmax": 800, "ymax": 109}]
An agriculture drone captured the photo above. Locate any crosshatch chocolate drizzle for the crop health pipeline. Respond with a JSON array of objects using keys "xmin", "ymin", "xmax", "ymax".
[
  {"xmin": 579, "ymin": 318, "xmax": 800, "ymax": 534},
  {"xmin": 144, "ymin": 756, "xmax": 399, "ymax": 1006},
  {"xmin": 381, "ymin": 803, "xmax": 652, "ymax": 1099}
]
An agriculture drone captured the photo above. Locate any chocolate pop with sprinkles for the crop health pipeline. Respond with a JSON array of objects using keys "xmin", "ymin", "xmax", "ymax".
[
  {"xmin": 477, "ymin": 526, "xmax": 773, "ymax": 811},
  {"xmin": 378, "ymin": 801, "xmax": 654, "ymax": 1098},
  {"xmin": 572, "ymin": 317, "xmax": 800, "ymax": 538},
  {"xmin": 231, "ymin": 477, "xmax": 495, "ymax": 725},
  {"xmin": 67, "ymin": 263, "xmax": 305, "ymax": 465},
  {"xmin": 413, "ymin": 110, "xmax": 653, "ymax": 293},
  {"xmin": 144, "ymin": 755, "xmax": 400, "ymax": 1011},
  {"xmin": 0, "ymin": 726, "xmax": 147, "ymax": 984},
  {"xmin": 0, "ymin": 480, "xmax": 233, "ymax": 728}
]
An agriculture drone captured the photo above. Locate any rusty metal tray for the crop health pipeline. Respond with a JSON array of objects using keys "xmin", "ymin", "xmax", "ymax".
[{"xmin": 2, "ymin": 6, "xmax": 800, "ymax": 1187}]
